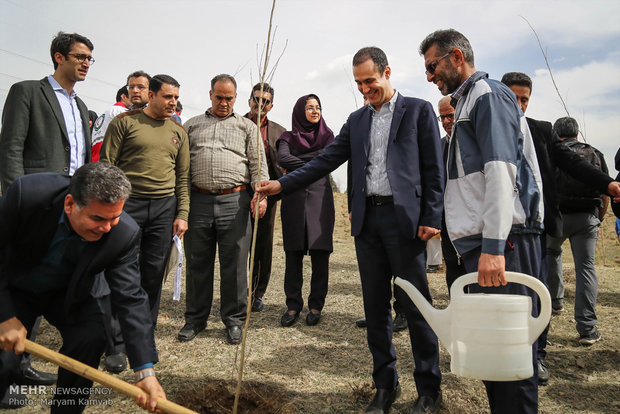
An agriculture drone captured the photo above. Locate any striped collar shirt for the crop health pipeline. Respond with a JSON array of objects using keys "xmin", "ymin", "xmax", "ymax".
[
  {"xmin": 185, "ymin": 109, "xmax": 269, "ymax": 191},
  {"xmin": 450, "ymin": 71, "xmax": 485, "ymax": 108},
  {"xmin": 366, "ymin": 90, "xmax": 399, "ymax": 196},
  {"xmin": 47, "ymin": 75, "xmax": 86, "ymax": 174}
]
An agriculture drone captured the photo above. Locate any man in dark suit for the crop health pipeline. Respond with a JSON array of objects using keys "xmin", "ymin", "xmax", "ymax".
[
  {"xmin": 0, "ymin": 31, "xmax": 93, "ymax": 192},
  {"xmin": 501, "ymin": 72, "xmax": 619, "ymax": 385},
  {"xmin": 245, "ymin": 82, "xmax": 285, "ymax": 312},
  {"xmin": 0, "ymin": 31, "xmax": 94, "ymax": 389},
  {"xmin": 0, "ymin": 163, "xmax": 166, "ymax": 412},
  {"xmin": 258, "ymin": 47, "xmax": 444, "ymax": 414}
]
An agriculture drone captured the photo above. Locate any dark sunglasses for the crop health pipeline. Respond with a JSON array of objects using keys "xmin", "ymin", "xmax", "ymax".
[{"xmin": 252, "ymin": 96, "xmax": 272, "ymax": 106}]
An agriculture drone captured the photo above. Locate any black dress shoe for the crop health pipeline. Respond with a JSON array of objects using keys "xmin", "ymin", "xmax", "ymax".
[
  {"xmin": 251, "ymin": 297, "xmax": 265, "ymax": 312},
  {"xmin": 280, "ymin": 311, "xmax": 299, "ymax": 327},
  {"xmin": 226, "ymin": 326, "xmax": 242, "ymax": 344},
  {"xmin": 306, "ymin": 311, "xmax": 321, "ymax": 326},
  {"xmin": 104, "ymin": 352, "xmax": 127, "ymax": 373},
  {"xmin": 393, "ymin": 312, "xmax": 408, "ymax": 332},
  {"xmin": 409, "ymin": 391, "xmax": 442, "ymax": 414},
  {"xmin": 178, "ymin": 322, "xmax": 205, "ymax": 342},
  {"xmin": 537, "ymin": 358, "xmax": 549, "ymax": 385},
  {"xmin": 17, "ymin": 365, "xmax": 57, "ymax": 385},
  {"xmin": 0, "ymin": 385, "xmax": 28, "ymax": 409},
  {"xmin": 356, "ymin": 318, "xmax": 367, "ymax": 328},
  {"xmin": 366, "ymin": 383, "xmax": 401, "ymax": 413}
]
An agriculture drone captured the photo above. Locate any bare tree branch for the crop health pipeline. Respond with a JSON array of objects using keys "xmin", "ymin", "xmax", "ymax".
[
  {"xmin": 233, "ymin": 1, "xmax": 281, "ymax": 412},
  {"xmin": 519, "ymin": 15, "xmax": 587, "ymax": 142}
]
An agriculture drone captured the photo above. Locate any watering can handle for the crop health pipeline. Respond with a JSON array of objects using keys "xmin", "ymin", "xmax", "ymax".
[{"xmin": 450, "ymin": 271, "xmax": 552, "ymax": 343}]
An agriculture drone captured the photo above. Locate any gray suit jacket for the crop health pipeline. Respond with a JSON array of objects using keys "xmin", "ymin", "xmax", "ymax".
[{"xmin": 0, "ymin": 77, "xmax": 91, "ymax": 192}]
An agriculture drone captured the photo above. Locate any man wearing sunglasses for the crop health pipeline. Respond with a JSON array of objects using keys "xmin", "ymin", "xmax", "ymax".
[
  {"xmin": 419, "ymin": 29, "xmax": 544, "ymax": 414},
  {"xmin": 244, "ymin": 83, "xmax": 285, "ymax": 313},
  {"xmin": 0, "ymin": 31, "xmax": 95, "ymax": 404}
]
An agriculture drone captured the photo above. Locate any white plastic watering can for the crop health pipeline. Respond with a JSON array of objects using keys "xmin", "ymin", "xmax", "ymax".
[{"xmin": 394, "ymin": 272, "xmax": 551, "ymax": 381}]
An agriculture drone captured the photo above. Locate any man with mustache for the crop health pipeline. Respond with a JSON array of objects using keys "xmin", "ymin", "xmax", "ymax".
[
  {"xmin": 179, "ymin": 74, "xmax": 268, "ymax": 345},
  {"xmin": 0, "ymin": 31, "xmax": 95, "ymax": 400},
  {"xmin": 100, "ymin": 74, "xmax": 190, "ymax": 333}
]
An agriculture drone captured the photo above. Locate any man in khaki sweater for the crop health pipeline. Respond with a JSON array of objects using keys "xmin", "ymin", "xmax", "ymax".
[{"xmin": 100, "ymin": 74, "xmax": 189, "ymax": 331}]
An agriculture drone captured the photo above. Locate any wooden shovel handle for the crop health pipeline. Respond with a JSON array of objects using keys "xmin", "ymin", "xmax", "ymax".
[{"xmin": 24, "ymin": 339, "xmax": 197, "ymax": 414}]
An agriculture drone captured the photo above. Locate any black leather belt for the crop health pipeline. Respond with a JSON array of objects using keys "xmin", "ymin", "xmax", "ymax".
[{"xmin": 367, "ymin": 195, "xmax": 393, "ymax": 206}]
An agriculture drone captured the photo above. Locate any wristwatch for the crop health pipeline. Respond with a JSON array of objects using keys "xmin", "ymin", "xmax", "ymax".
[{"xmin": 135, "ymin": 368, "xmax": 156, "ymax": 382}]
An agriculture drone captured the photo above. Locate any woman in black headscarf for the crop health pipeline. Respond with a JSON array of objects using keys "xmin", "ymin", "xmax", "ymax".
[{"xmin": 277, "ymin": 94, "xmax": 335, "ymax": 327}]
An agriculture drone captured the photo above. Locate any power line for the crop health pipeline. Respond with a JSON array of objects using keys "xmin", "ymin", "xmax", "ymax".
[{"xmin": 0, "ymin": 48, "xmax": 120, "ymax": 88}]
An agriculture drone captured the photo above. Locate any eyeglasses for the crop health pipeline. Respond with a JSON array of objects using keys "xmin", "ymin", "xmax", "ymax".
[
  {"xmin": 305, "ymin": 106, "xmax": 321, "ymax": 113},
  {"xmin": 425, "ymin": 51, "xmax": 451, "ymax": 75},
  {"xmin": 437, "ymin": 113, "xmax": 454, "ymax": 122},
  {"xmin": 67, "ymin": 53, "xmax": 95, "ymax": 65},
  {"xmin": 252, "ymin": 96, "xmax": 272, "ymax": 106}
]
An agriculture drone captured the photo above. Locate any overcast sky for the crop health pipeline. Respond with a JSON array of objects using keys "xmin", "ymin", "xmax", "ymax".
[{"xmin": 1, "ymin": 0, "xmax": 619, "ymax": 190}]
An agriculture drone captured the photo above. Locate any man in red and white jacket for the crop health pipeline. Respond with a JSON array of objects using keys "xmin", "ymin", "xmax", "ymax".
[{"xmin": 90, "ymin": 85, "xmax": 130, "ymax": 161}]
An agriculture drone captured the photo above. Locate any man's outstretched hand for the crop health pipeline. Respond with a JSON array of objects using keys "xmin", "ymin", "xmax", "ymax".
[{"xmin": 256, "ymin": 180, "xmax": 282, "ymax": 196}]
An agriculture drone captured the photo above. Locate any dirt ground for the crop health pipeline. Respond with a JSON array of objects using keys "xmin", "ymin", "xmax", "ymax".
[{"xmin": 19, "ymin": 193, "xmax": 620, "ymax": 413}]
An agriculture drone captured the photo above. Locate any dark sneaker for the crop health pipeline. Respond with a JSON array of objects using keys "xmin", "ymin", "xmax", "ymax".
[
  {"xmin": 579, "ymin": 328, "xmax": 602, "ymax": 346},
  {"xmin": 537, "ymin": 358, "xmax": 549, "ymax": 386},
  {"xmin": 426, "ymin": 265, "xmax": 439, "ymax": 273},
  {"xmin": 393, "ymin": 312, "xmax": 408, "ymax": 332}
]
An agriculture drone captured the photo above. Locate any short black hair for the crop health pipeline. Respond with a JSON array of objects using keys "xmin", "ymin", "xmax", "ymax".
[
  {"xmin": 419, "ymin": 29, "xmax": 474, "ymax": 65},
  {"xmin": 553, "ymin": 117, "xmax": 579, "ymax": 138},
  {"xmin": 352, "ymin": 47, "xmax": 389, "ymax": 74},
  {"xmin": 251, "ymin": 82, "xmax": 274, "ymax": 101},
  {"xmin": 126, "ymin": 70, "xmax": 151, "ymax": 85},
  {"xmin": 149, "ymin": 74, "xmax": 180, "ymax": 94},
  {"xmin": 50, "ymin": 31, "xmax": 94, "ymax": 70},
  {"xmin": 116, "ymin": 86, "xmax": 128, "ymax": 102},
  {"xmin": 211, "ymin": 74, "xmax": 237, "ymax": 91},
  {"xmin": 501, "ymin": 72, "xmax": 533, "ymax": 93},
  {"xmin": 69, "ymin": 162, "xmax": 131, "ymax": 207},
  {"xmin": 176, "ymin": 100, "xmax": 183, "ymax": 112}
]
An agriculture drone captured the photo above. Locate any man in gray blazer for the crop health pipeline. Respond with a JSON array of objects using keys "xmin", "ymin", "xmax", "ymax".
[
  {"xmin": 0, "ymin": 31, "xmax": 93, "ymax": 192},
  {"xmin": 0, "ymin": 31, "xmax": 94, "ymax": 395}
]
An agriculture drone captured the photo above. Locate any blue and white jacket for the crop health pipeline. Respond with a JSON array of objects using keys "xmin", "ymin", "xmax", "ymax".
[{"xmin": 445, "ymin": 71, "xmax": 544, "ymax": 256}]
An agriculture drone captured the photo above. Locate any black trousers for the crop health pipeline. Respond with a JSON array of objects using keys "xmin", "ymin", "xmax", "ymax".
[
  {"xmin": 440, "ymin": 224, "xmax": 467, "ymax": 294},
  {"xmin": 250, "ymin": 197, "xmax": 278, "ymax": 299},
  {"xmin": 461, "ymin": 233, "xmax": 541, "ymax": 414},
  {"xmin": 184, "ymin": 191, "xmax": 251, "ymax": 328},
  {"xmin": 0, "ymin": 290, "xmax": 106, "ymax": 413},
  {"xmin": 354, "ymin": 201, "xmax": 441, "ymax": 395},
  {"xmin": 283, "ymin": 249, "xmax": 330, "ymax": 312},
  {"xmin": 124, "ymin": 195, "xmax": 176, "ymax": 326}
]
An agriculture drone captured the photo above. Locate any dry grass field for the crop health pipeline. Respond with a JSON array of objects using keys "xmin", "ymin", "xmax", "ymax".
[{"xmin": 20, "ymin": 193, "xmax": 620, "ymax": 413}]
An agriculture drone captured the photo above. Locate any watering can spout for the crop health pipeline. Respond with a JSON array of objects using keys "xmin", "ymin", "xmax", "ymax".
[{"xmin": 394, "ymin": 277, "xmax": 451, "ymax": 345}]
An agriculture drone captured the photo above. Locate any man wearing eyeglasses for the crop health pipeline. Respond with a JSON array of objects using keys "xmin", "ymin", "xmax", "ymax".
[
  {"xmin": 179, "ymin": 74, "xmax": 268, "ymax": 345},
  {"xmin": 419, "ymin": 29, "xmax": 545, "ymax": 414},
  {"xmin": 0, "ymin": 31, "xmax": 95, "ymax": 404},
  {"xmin": 0, "ymin": 31, "xmax": 94, "ymax": 192},
  {"xmin": 244, "ymin": 83, "xmax": 285, "ymax": 313}
]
